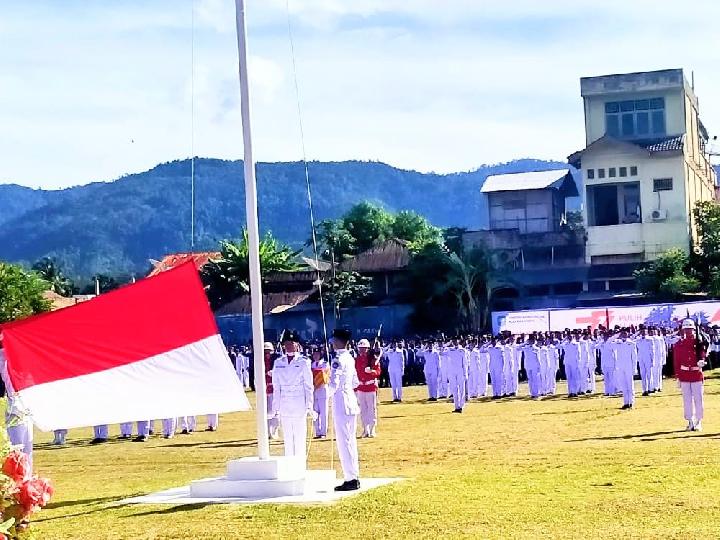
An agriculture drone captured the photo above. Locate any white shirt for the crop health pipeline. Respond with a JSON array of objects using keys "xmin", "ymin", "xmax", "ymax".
[
  {"xmin": 329, "ymin": 349, "xmax": 360, "ymax": 416},
  {"xmin": 271, "ymin": 354, "xmax": 313, "ymax": 418}
]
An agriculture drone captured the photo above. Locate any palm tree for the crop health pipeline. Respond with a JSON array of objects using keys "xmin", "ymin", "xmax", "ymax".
[
  {"xmin": 31, "ymin": 257, "xmax": 73, "ymax": 297},
  {"xmin": 433, "ymin": 249, "xmax": 490, "ymax": 331},
  {"xmin": 202, "ymin": 230, "xmax": 301, "ymax": 310}
]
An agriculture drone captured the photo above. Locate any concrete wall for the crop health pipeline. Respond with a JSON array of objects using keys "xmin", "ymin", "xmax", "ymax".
[
  {"xmin": 582, "ymin": 148, "xmax": 689, "ymax": 262},
  {"xmin": 584, "ymin": 88, "xmax": 685, "ymax": 145}
]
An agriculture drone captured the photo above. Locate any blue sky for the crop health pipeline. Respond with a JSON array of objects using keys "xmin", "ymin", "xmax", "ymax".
[{"xmin": 2, "ymin": 0, "xmax": 720, "ymax": 189}]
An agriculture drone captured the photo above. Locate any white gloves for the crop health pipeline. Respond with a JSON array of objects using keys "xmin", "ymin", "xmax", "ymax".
[
  {"xmin": 364, "ymin": 367, "xmax": 372, "ymax": 373},
  {"xmin": 306, "ymin": 409, "xmax": 318, "ymax": 421}
]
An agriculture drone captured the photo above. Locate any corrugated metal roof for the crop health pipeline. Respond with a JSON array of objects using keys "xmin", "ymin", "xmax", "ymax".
[
  {"xmin": 214, "ymin": 289, "xmax": 317, "ymax": 315},
  {"xmin": 637, "ymin": 134, "xmax": 684, "ymax": 153},
  {"xmin": 481, "ymin": 169, "xmax": 571, "ymax": 193},
  {"xmin": 147, "ymin": 252, "xmax": 220, "ymax": 277}
]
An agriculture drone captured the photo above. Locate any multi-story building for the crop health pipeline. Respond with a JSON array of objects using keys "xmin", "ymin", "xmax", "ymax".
[{"xmin": 568, "ymin": 68, "xmax": 716, "ymax": 265}]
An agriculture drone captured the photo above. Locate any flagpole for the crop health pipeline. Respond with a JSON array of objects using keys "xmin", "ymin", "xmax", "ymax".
[{"xmin": 234, "ymin": 0, "xmax": 269, "ymax": 460}]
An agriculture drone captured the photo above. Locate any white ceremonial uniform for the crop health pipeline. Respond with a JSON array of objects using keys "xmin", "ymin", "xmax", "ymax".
[
  {"xmin": 545, "ymin": 343, "xmax": 560, "ymax": 395},
  {"xmin": 271, "ymin": 353, "xmax": 313, "ymax": 460},
  {"xmin": 443, "ymin": 346, "xmax": 468, "ymax": 410},
  {"xmin": 422, "ymin": 347, "xmax": 441, "ymax": 399},
  {"xmin": 467, "ymin": 347, "xmax": 482, "ymax": 398},
  {"xmin": 635, "ymin": 335, "xmax": 656, "ymax": 394},
  {"xmin": 523, "ymin": 344, "xmax": 542, "ymax": 398},
  {"xmin": 598, "ymin": 339, "xmax": 618, "ymax": 396},
  {"xmin": 477, "ymin": 346, "xmax": 490, "ymax": 397},
  {"xmin": 651, "ymin": 334, "xmax": 666, "ymax": 391},
  {"xmin": 119, "ymin": 422, "xmax": 133, "ymax": 437},
  {"xmin": 329, "ymin": 349, "xmax": 361, "ymax": 482},
  {"xmin": 385, "ymin": 348, "xmax": 406, "ymax": 401},
  {"xmin": 311, "ymin": 358, "xmax": 330, "ymax": 437},
  {"xmin": 162, "ymin": 418, "xmax": 177, "ymax": 438},
  {"xmin": 503, "ymin": 343, "xmax": 517, "ymax": 396},
  {"xmin": 613, "ymin": 338, "xmax": 638, "ymax": 407},
  {"xmin": 488, "ymin": 344, "xmax": 505, "ymax": 397},
  {"xmin": 235, "ymin": 352, "xmax": 251, "ymax": 389},
  {"xmin": 561, "ymin": 340, "xmax": 582, "ymax": 396},
  {"xmin": 0, "ymin": 351, "xmax": 33, "ymax": 467}
]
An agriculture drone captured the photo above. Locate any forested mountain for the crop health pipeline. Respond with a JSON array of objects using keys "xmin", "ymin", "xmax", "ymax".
[{"xmin": 0, "ymin": 158, "xmax": 572, "ymax": 278}]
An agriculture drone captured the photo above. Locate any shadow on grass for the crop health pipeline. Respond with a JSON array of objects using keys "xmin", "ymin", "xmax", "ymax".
[
  {"xmin": 126, "ymin": 503, "xmax": 208, "ymax": 517},
  {"xmin": 567, "ymin": 430, "xmax": 683, "ymax": 442},
  {"xmin": 162, "ymin": 439, "xmax": 258, "ymax": 450},
  {"xmin": 44, "ymin": 495, "xmax": 124, "ymax": 511}
]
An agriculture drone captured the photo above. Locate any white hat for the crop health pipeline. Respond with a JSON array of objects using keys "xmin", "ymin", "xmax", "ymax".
[
  {"xmin": 357, "ymin": 339, "xmax": 371, "ymax": 348},
  {"xmin": 263, "ymin": 342, "xmax": 275, "ymax": 351},
  {"xmin": 682, "ymin": 319, "xmax": 695, "ymax": 330}
]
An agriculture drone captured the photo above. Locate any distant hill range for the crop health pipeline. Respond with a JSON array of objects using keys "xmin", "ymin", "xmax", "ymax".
[{"xmin": 0, "ymin": 158, "xmax": 576, "ymax": 278}]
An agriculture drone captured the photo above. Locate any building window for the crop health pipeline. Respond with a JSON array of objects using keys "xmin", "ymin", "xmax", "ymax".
[
  {"xmin": 653, "ymin": 178, "xmax": 673, "ymax": 191},
  {"xmin": 609, "ymin": 167, "xmax": 617, "ymax": 178},
  {"xmin": 598, "ymin": 168, "xmax": 606, "ymax": 179},
  {"xmin": 619, "ymin": 167, "xmax": 627, "ymax": 177},
  {"xmin": 587, "ymin": 169, "xmax": 595, "ymax": 179},
  {"xmin": 605, "ymin": 98, "xmax": 665, "ymax": 138},
  {"xmin": 586, "ymin": 182, "xmax": 642, "ymax": 226},
  {"xmin": 630, "ymin": 166, "xmax": 638, "ymax": 176}
]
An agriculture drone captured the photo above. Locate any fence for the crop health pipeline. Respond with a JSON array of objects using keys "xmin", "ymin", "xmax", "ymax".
[{"xmin": 492, "ymin": 299, "xmax": 720, "ymax": 334}]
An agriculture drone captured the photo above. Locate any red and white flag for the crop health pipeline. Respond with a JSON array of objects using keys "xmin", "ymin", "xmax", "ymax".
[{"xmin": 1, "ymin": 262, "xmax": 250, "ymax": 431}]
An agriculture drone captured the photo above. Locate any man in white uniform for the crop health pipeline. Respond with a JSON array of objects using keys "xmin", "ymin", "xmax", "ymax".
[
  {"xmin": 271, "ymin": 331, "xmax": 313, "ymax": 461},
  {"xmin": 421, "ymin": 341, "xmax": 441, "ymax": 401},
  {"xmin": 385, "ymin": 342, "xmax": 406, "ymax": 402},
  {"xmin": 442, "ymin": 339, "xmax": 468, "ymax": 412},
  {"xmin": 635, "ymin": 328, "xmax": 657, "ymax": 396},
  {"xmin": 613, "ymin": 330, "xmax": 638, "ymax": 409},
  {"xmin": 329, "ymin": 328, "xmax": 361, "ymax": 491}
]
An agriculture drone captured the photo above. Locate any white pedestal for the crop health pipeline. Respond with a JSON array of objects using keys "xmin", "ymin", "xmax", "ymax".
[{"xmin": 189, "ymin": 456, "xmax": 336, "ymax": 499}]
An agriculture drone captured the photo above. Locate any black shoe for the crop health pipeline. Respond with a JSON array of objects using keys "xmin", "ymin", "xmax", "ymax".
[
  {"xmin": 509, "ymin": 392, "xmax": 517, "ymax": 397},
  {"xmin": 491, "ymin": 396, "xmax": 500, "ymax": 400},
  {"xmin": 205, "ymin": 426, "xmax": 217, "ymax": 432},
  {"xmin": 118, "ymin": 435, "xmax": 130, "ymax": 440},
  {"xmin": 452, "ymin": 408, "xmax": 463, "ymax": 413},
  {"xmin": 133, "ymin": 435, "xmax": 149, "ymax": 442},
  {"xmin": 148, "ymin": 430, "xmax": 155, "ymax": 436},
  {"xmin": 642, "ymin": 391, "xmax": 649, "ymax": 397},
  {"xmin": 585, "ymin": 390, "xmax": 591, "ymax": 394},
  {"xmin": 181, "ymin": 429, "xmax": 190, "ymax": 435},
  {"xmin": 89, "ymin": 438, "xmax": 107, "ymax": 445},
  {"xmin": 568, "ymin": 393, "xmax": 576, "ymax": 398},
  {"xmin": 620, "ymin": 404, "xmax": 629, "ymax": 410},
  {"xmin": 334, "ymin": 479, "xmax": 360, "ymax": 492},
  {"xmin": 392, "ymin": 399, "xmax": 400, "ymax": 403},
  {"xmin": 428, "ymin": 397, "xmax": 437, "ymax": 402}
]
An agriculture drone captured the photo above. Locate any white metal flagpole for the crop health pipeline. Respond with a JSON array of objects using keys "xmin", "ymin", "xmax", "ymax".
[{"xmin": 234, "ymin": 0, "xmax": 270, "ymax": 460}]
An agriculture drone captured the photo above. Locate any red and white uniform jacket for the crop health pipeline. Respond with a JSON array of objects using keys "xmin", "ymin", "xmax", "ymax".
[
  {"xmin": 673, "ymin": 337, "xmax": 704, "ymax": 383},
  {"xmin": 355, "ymin": 352, "xmax": 382, "ymax": 393}
]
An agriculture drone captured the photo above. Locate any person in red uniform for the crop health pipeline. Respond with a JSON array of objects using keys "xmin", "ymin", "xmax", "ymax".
[
  {"xmin": 672, "ymin": 319, "xmax": 707, "ymax": 432},
  {"xmin": 355, "ymin": 339, "xmax": 382, "ymax": 438},
  {"xmin": 263, "ymin": 342, "xmax": 280, "ymax": 440}
]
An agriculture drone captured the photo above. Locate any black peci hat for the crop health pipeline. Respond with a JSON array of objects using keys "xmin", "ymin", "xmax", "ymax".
[
  {"xmin": 280, "ymin": 329, "xmax": 301, "ymax": 343},
  {"xmin": 332, "ymin": 328, "xmax": 352, "ymax": 342}
]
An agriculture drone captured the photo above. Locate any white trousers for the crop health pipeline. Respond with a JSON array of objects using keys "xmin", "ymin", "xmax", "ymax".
[
  {"xmin": 93, "ymin": 425, "xmax": 108, "ymax": 439},
  {"xmin": 467, "ymin": 369, "xmax": 480, "ymax": 398},
  {"xmin": 53, "ymin": 429, "xmax": 68, "ymax": 444},
  {"xmin": 602, "ymin": 366, "xmax": 616, "ymax": 395},
  {"xmin": 424, "ymin": 365, "xmax": 439, "ymax": 399},
  {"xmin": 617, "ymin": 370, "xmax": 635, "ymax": 406},
  {"xmin": 527, "ymin": 369, "xmax": 541, "ymax": 397},
  {"xmin": 449, "ymin": 371, "xmax": 466, "ymax": 409},
  {"xmin": 120, "ymin": 422, "xmax": 133, "ymax": 436},
  {"xmin": 181, "ymin": 416, "xmax": 196, "ymax": 432},
  {"xmin": 206, "ymin": 414, "xmax": 219, "ymax": 429},
  {"xmin": 280, "ymin": 415, "xmax": 307, "ymax": 459},
  {"xmin": 266, "ymin": 394, "xmax": 279, "ymax": 437},
  {"xmin": 489, "ymin": 368, "xmax": 504, "ymax": 397},
  {"xmin": 389, "ymin": 370, "xmax": 403, "ymax": 400},
  {"xmin": 356, "ymin": 390, "xmax": 377, "ymax": 433},
  {"xmin": 333, "ymin": 410, "xmax": 359, "ymax": 481},
  {"xmin": 639, "ymin": 359, "xmax": 654, "ymax": 393},
  {"xmin": 313, "ymin": 386, "xmax": 329, "ymax": 437},
  {"xmin": 681, "ymin": 381, "xmax": 704, "ymax": 422},
  {"xmin": 136, "ymin": 421, "xmax": 151, "ymax": 436},
  {"xmin": 7, "ymin": 415, "xmax": 33, "ymax": 469},
  {"xmin": 162, "ymin": 418, "xmax": 177, "ymax": 437}
]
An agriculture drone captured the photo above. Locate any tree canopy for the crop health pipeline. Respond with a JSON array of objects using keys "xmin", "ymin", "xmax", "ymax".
[{"xmin": 0, "ymin": 262, "xmax": 51, "ymax": 324}]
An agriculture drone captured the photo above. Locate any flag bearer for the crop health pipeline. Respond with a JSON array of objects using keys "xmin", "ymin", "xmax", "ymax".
[
  {"xmin": 271, "ymin": 330, "xmax": 313, "ymax": 460},
  {"xmin": 329, "ymin": 328, "xmax": 361, "ymax": 491}
]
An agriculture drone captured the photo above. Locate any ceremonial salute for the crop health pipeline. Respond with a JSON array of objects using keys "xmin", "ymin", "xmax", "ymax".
[
  {"xmin": 672, "ymin": 319, "xmax": 707, "ymax": 431},
  {"xmin": 488, "ymin": 338, "xmax": 505, "ymax": 398},
  {"xmin": 421, "ymin": 341, "xmax": 441, "ymax": 401},
  {"xmin": 613, "ymin": 330, "xmax": 637, "ymax": 409},
  {"xmin": 355, "ymin": 339, "xmax": 382, "ymax": 437},
  {"xmin": 329, "ymin": 328, "xmax": 361, "ymax": 491},
  {"xmin": 271, "ymin": 331, "xmax": 313, "ymax": 460},
  {"xmin": 636, "ymin": 329, "xmax": 657, "ymax": 396},
  {"xmin": 442, "ymin": 339, "xmax": 468, "ymax": 412}
]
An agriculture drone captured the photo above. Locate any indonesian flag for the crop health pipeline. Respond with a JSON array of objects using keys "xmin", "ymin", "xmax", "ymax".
[{"xmin": 1, "ymin": 262, "xmax": 250, "ymax": 431}]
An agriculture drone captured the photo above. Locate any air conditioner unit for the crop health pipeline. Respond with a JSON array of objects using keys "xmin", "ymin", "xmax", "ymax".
[{"xmin": 651, "ymin": 209, "xmax": 668, "ymax": 221}]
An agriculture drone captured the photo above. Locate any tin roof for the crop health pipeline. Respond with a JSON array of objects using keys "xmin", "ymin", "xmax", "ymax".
[
  {"xmin": 147, "ymin": 252, "xmax": 220, "ymax": 277},
  {"xmin": 481, "ymin": 169, "xmax": 572, "ymax": 193},
  {"xmin": 338, "ymin": 238, "xmax": 411, "ymax": 273}
]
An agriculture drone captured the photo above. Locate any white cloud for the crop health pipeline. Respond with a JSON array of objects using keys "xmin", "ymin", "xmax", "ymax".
[{"xmin": 1, "ymin": 0, "xmax": 720, "ymax": 188}]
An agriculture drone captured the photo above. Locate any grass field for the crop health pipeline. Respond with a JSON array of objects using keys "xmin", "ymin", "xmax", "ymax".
[{"xmin": 29, "ymin": 374, "xmax": 720, "ymax": 540}]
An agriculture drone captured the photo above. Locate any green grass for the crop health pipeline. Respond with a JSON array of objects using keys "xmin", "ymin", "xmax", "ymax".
[{"xmin": 29, "ymin": 373, "xmax": 720, "ymax": 539}]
